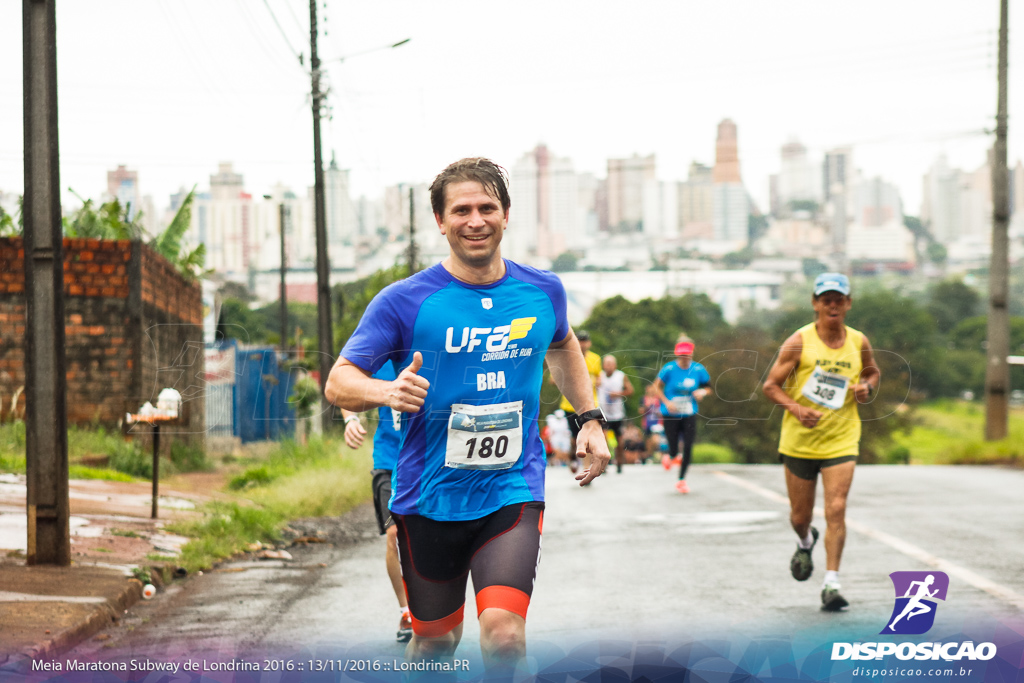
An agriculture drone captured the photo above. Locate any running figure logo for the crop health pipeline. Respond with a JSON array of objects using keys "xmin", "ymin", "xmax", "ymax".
[{"xmin": 881, "ymin": 571, "xmax": 949, "ymax": 635}]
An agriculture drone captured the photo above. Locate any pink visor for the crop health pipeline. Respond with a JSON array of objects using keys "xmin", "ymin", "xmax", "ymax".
[{"xmin": 674, "ymin": 341, "xmax": 694, "ymax": 355}]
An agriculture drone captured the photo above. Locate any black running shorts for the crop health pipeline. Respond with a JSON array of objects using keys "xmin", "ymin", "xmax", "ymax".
[
  {"xmin": 371, "ymin": 469, "xmax": 394, "ymax": 535},
  {"xmin": 779, "ymin": 454, "xmax": 857, "ymax": 481},
  {"xmin": 394, "ymin": 501, "xmax": 544, "ymax": 638}
]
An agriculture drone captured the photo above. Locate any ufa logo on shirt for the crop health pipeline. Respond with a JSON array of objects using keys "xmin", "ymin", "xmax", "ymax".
[{"xmin": 445, "ymin": 317, "xmax": 536, "ymax": 354}]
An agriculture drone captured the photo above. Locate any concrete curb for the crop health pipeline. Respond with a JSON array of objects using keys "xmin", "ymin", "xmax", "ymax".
[{"xmin": 0, "ymin": 577, "xmax": 143, "ymax": 674}]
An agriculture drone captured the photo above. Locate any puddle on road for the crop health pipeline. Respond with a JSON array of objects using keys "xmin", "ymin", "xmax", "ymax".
[
  {"xmin": 635, "ymin": 510, "xmax": 780, "ymax": 534},
  {"xmin": 0, "ymin": 511, "xmax": 26, "ymax": 550}
]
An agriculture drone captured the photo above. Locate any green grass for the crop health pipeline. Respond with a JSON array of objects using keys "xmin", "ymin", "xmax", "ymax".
[
  {"xmin": 693, "ymin": 442, "xmax": 736, "ymax": 464},
  {"xmin": 167, "ymin": 436, "xmax": 373, "ymax": 572},
  {"xmin": 68, "ymin": 466, "xmax": 138, "ymax": 482},
  {"xmin": 0, "ymin": 422, "xmax": 210, "ymax": 478},
  {"xmin": 892, "ymin": 400, "xmax": 1024, "ymax": 465},
  {"xmin": 167, "ymin": 502, "xmax": 284, "ymax": 573}
]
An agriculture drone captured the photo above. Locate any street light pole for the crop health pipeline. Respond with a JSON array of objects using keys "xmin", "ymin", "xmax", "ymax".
[{"xmin": 309, "ymin": 0, "xmax": 333, "ymax": 432}]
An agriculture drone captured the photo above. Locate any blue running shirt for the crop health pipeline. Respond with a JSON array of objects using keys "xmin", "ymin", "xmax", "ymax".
[
  {"xmin": 340, "ymin": 261, "xmax": 569, "ymax": 521},
  {"xmin": 370, "ymin": 362, "xmax": 401, "ymax": 471},
  {"xmin": 657, "ymin": 361, "xmax": 711, "ymax": 417}
]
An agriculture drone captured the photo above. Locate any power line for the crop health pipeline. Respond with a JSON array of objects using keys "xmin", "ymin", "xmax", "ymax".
[
  {"xmin": 283, "ymin": 0, "xmax": 306, "ymax": 37},
  {"xmin": 261, "ymin": 0, "xmax": 303, "ymax": 63}
]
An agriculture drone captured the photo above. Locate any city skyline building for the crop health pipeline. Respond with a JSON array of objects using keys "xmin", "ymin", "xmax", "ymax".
[
  {"xmin": 712, "ymin": 119, "xmax": 748, "ymax": 243},
  {"xmin": 106, "ymin": 165, "xmax": 139, "ymax": 218},
  {"xmin": 606, "ymin": 153, "xmax": 655, "ymax": 233},
  {"xmin": 325, "ymin": 153, "xmax": 357, "ymax": 247},
  {"xmin": 508, "ymin": 144, "xmax": 585, "ymax": 262},
  {"xmin": 775, "ymin": 139, "xmax": 821, "ymax": 213},
  {"xmin": 679, "ymin": 161, "xmax": 714, "ymax": 240}
]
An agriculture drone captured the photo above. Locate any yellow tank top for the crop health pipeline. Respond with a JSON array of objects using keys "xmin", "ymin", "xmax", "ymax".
[
  {"xmin": 779, "ymin": 322, "xmax": 864, "ymax": 459},
  {"xmin": 560, "ymin": 350, "xmax": 602, "ymax": 413}
]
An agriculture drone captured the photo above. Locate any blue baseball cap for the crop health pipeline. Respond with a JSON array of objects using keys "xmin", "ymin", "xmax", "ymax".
[{"xmin": 813, "ymin": 272, "xmax": 851, "ymax": 297}]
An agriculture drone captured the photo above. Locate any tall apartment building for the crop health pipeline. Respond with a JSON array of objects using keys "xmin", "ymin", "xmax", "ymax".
[
  {"xmin": 823, "ymin": 148, "xmax": 852, "ymax": 203},
  {"xmin": 606, "ymin": 153, "xmax": 655, "ymax": 233},
  {"xmin": 107, "ymin": 164, "xmax": 160, "ymax": 234},
  {"xmin": 921, "ymin": 154, "xmax": 990, "ymax": 244},
  {"xmin": 846, "ymin": 176, "xmax": 910, "ymax": 262},
  {"xmin": 642, "ymin": 180, "xmax": 679, "ymax": 240},
  {"xmin": 382, "ymin": 183, "xmax": 438, "ymax": 257},
  {"xmin": 852, "ymin": 176, "xmax": 902, "ymax": 227},
  {"xmin": 107, "ymin": 165, "xmax": 139, "ymax": 218},
  {"xmin": 822, "ymin": 147, "xmax": 854, "ymax": 257},
  {"xmin": 678, "ymin": 161, "xmax": 714, "ymax": 240},
  {"xmin": 190, "ymin": 163, "xmax": 254, "ymax": 277},
  {"xmin": 776, "ymin": 139, "xmax": 821, "ymax": 213},
  {"xmin": 325, "ymin": 154, "xmax": 357, "ymax": 245},
  {"xmin": 712, "ymin": 119, "xmax": 748, "ymax": 243},
  {"xmin": 508, "ymin": 144, "xmax": 584, "ymax": 261}
]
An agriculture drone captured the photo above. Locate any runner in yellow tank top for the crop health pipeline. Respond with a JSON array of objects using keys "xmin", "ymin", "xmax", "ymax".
[{"xmin": 763, "ymin": 273, "xmax": 880, "ymax": 613}]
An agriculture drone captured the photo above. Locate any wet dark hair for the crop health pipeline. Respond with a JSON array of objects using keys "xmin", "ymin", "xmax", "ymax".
[
  {"xmin": 576, "ymin": 330, "xmax": 591, "ymax": 342},
  {"xmin": 429, "ymin": 157, "xmax": 511, "ymax": 218}
]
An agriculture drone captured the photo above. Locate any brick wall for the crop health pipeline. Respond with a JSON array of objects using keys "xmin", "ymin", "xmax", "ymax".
[{"xmin": 0, "ymin": 238, "xmax": 205, "ymax": 442}]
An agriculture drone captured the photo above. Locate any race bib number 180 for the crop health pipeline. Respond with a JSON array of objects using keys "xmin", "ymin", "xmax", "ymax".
[
  {"xmin": 801, "ymin": 365, "xmax": 850, "ymax": 411},
  {"xmin": 445, "ymin": 401, "xmax": 523, "ymax": 470}
]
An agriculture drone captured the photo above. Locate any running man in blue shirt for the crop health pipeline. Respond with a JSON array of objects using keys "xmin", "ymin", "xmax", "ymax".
[
  {"xmin": 339, "ymin": 361, "xmax": 412, "ymax": 643},
  {"xmin": 325, "ymin": 158, "xmax": 610, "ymax": 673}
]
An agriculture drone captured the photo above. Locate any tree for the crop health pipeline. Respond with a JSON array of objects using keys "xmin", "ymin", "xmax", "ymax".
[
  {"xmin": 927, "ymin": 279, "xmax": 980, "ymax": 333},
  {"xmin": 748, "ymin": 213, "xmax": 769, "ymax": 242},
  {"xmin": 553, "ymin": 294, "xmax": 728, "ymax": 420},
  {"xmin": 787, "ymin": 199, "xmax": 819, "ymax": 214},
  {"xmin": 550, "ymin": 251, "xmax": 579, "ymax": 273},
  {"xmin": 59, "ymin": 187, "xmax": 206, "ymax": 281},
  {"xmin": 62, "ymin": 191, "xmax": 143, "ymax": 240},
  {"xmin": 0, "ymin": 199, "xmax": 19, "ymax": 236},
  {"xmin": 333, "ymin": 263, "xmax": 412, "ymax": 349},
  {"xmin": 926, "ymin": 242, "xmax": 947, "ymax": 266},
  {"xmin": 721, "ymin": 246, "xmax": 755, "ymax": 269},
  {"xmin": 153, "ymin": 187, "xmax": 206, "ymax": 281}
]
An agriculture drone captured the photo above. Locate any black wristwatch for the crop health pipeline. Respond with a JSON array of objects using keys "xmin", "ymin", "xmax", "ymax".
[{"xmin": 573, "ymin": 408, "xmax": 606, "ymax": 430}]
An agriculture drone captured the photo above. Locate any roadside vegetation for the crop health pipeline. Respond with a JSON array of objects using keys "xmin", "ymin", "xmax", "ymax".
[
  {"xmin": 163, "ymin": 436, "xmax": 372, "ymax": 572},
  {"xmin": 0, "ymin": 422, "xmax": 212, "ymax": 480},
  {"xmin": 892, "ymin": 400, "xmax": 1024, "ymax": 465}
]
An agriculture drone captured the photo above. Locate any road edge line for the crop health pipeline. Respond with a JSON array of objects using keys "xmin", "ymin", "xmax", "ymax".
[{"xmin": 712, "ymin": 469, "xmax": 1024, "ymax": 611}]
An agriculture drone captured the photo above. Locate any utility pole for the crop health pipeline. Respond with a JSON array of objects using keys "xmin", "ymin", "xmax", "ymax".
[
  {"xmin": 985, "ymin": 0, "xmax": 1010, "ymax": 441},
  {"xmin": 408, "ymin": 187, "xmax": 417, "ymax": 275},
  {"xmin": 309, "ymin": 0, "xmax": 334, "ymax": 432},
  {"xmin": 279, "ymin": 201, "xmax": 288, "ymax": 355},
  {"xmin": 23, "ymin": 0, "xmax": 70, "ymax": 565}
]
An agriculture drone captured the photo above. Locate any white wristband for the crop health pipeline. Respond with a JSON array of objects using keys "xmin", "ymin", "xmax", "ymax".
[{"xmin": 344, "ymin": 415, "xmax": 360, "ymax": 425}]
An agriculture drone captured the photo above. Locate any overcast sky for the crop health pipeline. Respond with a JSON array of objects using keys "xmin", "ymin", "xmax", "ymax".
[{"xmin": 1, "ymin": 1, "xmax": 1020, "ymax": 217}]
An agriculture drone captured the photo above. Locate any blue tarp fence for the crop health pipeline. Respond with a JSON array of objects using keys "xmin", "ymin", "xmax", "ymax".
[{"xmin": 205, "ymin": 339, "xmax": 298, "ymax": 443}]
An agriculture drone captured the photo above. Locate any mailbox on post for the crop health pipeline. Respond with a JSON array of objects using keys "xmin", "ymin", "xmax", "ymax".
[{"xmin": 125, "ymin": 390, "xmax": 188, "ymax": 519}]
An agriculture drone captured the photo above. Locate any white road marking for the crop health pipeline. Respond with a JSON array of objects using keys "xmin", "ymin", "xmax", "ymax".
[{"xmin": 713, "ymin": 470, "xmax": 1024, "ymax": 611}]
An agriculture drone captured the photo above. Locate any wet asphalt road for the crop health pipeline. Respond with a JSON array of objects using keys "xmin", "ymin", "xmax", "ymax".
[{"xmin": 68, "ymin": 463, "xmax": 1024, "ymax": 667}]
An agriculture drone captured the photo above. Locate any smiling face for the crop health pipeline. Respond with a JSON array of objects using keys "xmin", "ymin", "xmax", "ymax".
[
  {"xmin": 436, "ymin": 180, "xmax": 507, "ymax": 275},
  {"xmin": 812, "ymin": 290, "xmax": 852, "ymax": 326}
]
